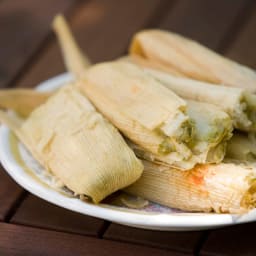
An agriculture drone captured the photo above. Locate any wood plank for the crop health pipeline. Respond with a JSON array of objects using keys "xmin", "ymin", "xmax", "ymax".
[
  {"xmin": 0, "ymin": 223, "xmax": 185, "ymax": 256},
  {"xmin": 225, "ymin": 2, "xmax": 256, "ymax": 69},
  {"xmin": 104, "ymin": 223, "xmax": 204, "ymax": 254},
  {"xmin": 0, "ymin": 0, "xmax": 78, "ymax": 89},
  {"xmin": 0, "ymin": 166, "xmax": 24, "ymax": 221},
  {"xmin": 159, "ymin": 0, "xmax": 248, "ymax": 51},
  {"xmin": 15, "ymin": 0, "xmax": 167, "ymax": 88},
  {"xmin": 200, "ymin": 222, "xmax": 256, "ymax": 256},
  {"xmin": 11, "ymin": 194, "xmax": 105, "ymax": 237}
]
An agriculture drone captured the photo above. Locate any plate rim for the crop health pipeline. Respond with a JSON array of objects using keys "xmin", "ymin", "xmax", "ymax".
[{"xmin": 1, "ymin": 73, "xmax": 256, "ymax": 231}]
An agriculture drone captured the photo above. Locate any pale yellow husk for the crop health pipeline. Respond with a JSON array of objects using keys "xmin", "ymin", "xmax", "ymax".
[
  {"xmin": 120, "ymin": 54, "xmax": 184, "ymax": 77},
  {"xmin": 0, "ymin": 85, "xmax": 143, "ymax": 203},
  {"xmin": 126, "ymin": 160, "xmax": 256, "ymax": 213},
  {"xmin": 52, "ymin": 14, "xmax": 91, "ymax": 77},
  {"xmin": 130, "ymin": 30, "xmax": 256, "ymax": 93},
  {"xmin": 0, "ymin": 89, "xmax": 51, "ymax": 117}
]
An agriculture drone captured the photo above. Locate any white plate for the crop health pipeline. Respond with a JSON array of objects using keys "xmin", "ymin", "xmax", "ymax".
[{"xmin": 1, "ymin": 73, "xmax": 256, "ymax": 231}]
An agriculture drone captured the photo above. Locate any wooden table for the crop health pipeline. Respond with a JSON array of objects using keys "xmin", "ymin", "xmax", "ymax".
[{"xmin": 1, "ymin": 0, "xmax": 256, "ymax": 255}]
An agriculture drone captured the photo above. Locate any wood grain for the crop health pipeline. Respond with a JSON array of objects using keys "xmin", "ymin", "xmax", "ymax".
[
  {"xmin": 0, "ymin": 223, "xmax": 186, "ymax": 256},
  {"xmin": 1, "ymin": 1, "xmax": 256, "ymax": 255},
  {"xmin": 159, "ymin": 0, "xmax": 249, "ymax": 51},
  {"xmin": 11, "ymin": 195, "xmax": 106, "ymax": 237},
  {"xmin": 0, "ymin": 167, "xmax": 24, "ymax": 221},
  {"xmin": 0, "ymin": 0, "xmax": 77, "ymax": 88},
  {"xmin": 200, "ymin": 222, "xmax": 256, "ymax": 256},
  {"xmin": 225, "ymin": 2, "xmax": 256, "ymax": 68},
  {"xmin": 104, "ymin": 223, "xmax": 204, "ymax": 254}
]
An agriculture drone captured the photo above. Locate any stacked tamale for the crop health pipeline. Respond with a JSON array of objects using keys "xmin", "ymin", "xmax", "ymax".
[{"xmin": 1, "ymin": 15, "xmax": 256, "ymax": 214}]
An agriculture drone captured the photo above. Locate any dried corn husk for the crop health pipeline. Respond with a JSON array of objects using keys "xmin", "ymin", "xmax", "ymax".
[
  {"xmin": 0, "ymin": 85, "xmax": 143, "ymax": 203},
  {"xmin": 126, "ymin": 160, "xmax": 256, "ymax": 213},
  {"xmin": 0, "ymin": 89, "xmax": 51, "ymax": 117},
  {"xmin": 130, "ymin": 30, "xmax": 256, "ymax": 92},
  {"xmin": 52, "ymin": 14, "xmax": 91, "ymax": 77},
  {"xmin": 120, "ymin": 54, "xmax": 184, "ymax": 77},
  {"xmin": 126, "ymin": 62, "xmax": 256, "ymax": 132}
]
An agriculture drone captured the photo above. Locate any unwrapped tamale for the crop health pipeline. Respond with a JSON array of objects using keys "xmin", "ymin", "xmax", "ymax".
[{"xmin": 0, "ymin": 89, "xmax": 51, "ymax": 117}]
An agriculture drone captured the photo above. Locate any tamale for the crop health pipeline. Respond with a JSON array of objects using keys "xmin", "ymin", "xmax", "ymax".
[
  {"xmin": 129, "ymin": 64, "xmax": 256, "ymax": 132},
  {"xmin": 0, "ymin": 85, "xmax": 143, "ymax": 203},
  {"xmin": 130, "ymin": 30, "xmax": 256, "ymax": 93},
  {"xmin": 77, "ymin": 61, "xmax": 197, "ymax": 170},
  {"xmin": 126, "ymin": 160, "xmax": 256, "ymax": 213}
]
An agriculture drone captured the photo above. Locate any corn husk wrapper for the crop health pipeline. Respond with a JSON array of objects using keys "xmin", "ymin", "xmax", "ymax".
[
  {"xmin": 0, "ymin": 85, "xmax": 143, "ymax": 203},
  {"xmin": 120, "ymin": 54, "xmax": 184, "ymax": 77},
  {"xmin": 130, "ymin": 30, "xmax": 256, "ymax": 93},
  {"xmin": 126, "ymin": 160, "xmax": 256, "ymax": 213},
  {"xmin": 0, "ymin": 89, "xmax": 51, "ymax": 117},
  {"xmin": 77, "ymin": 61, "xmax": 200, "ymax": 170},
  {"xmin": 52, "ymin": 14, "xmax": 91, "ymax": 76},
  {"xmin": 131, "ymin": 64, "xmax": 256, "ymax": 132}
]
